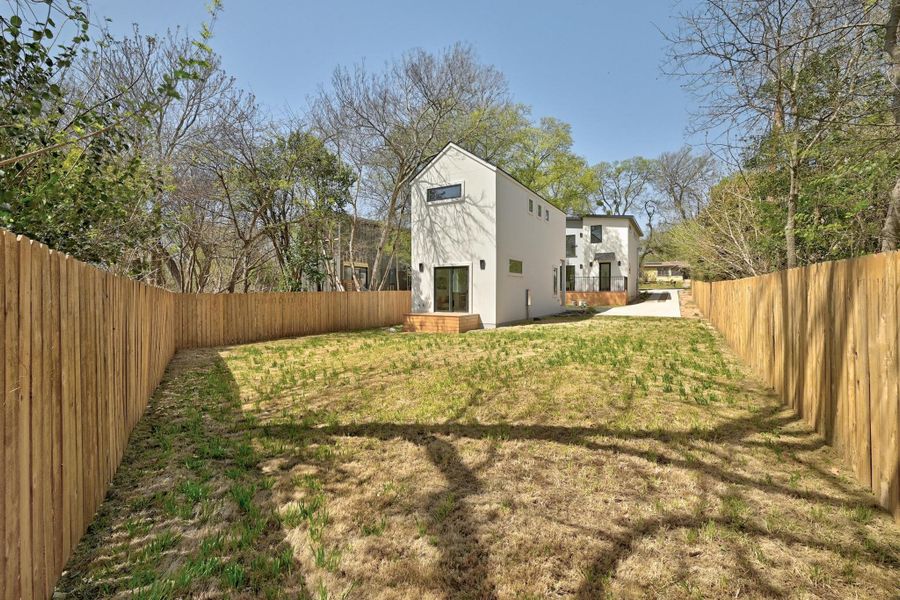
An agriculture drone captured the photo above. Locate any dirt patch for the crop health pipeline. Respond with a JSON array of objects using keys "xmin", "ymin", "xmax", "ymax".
[{"xmin": 678, "ymin": 288, "xmax": 703, "ymax": 319}]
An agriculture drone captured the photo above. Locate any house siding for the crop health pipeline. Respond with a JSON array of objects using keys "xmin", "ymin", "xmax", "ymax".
[
  {"xmin": 494, "ymin": 172, "xmax": 566, "ymax": 324},
  {"xmin": 565, "ymin": 216, "xmax": 640, "ymax": 301},
  {"xmin": 410, "ymin": 145, "xmax": 498, "ymax": 326}
]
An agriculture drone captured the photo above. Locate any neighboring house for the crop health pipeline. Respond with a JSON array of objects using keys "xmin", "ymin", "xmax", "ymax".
[
  {"xmin": 321, "ymin": 217, "xmax": 411, "ymax": 292},
  {"xmin": 642, "ymin": 260, "xmax": 690, "ymax": 284},
  {"xmin": 406, "ymin": 142, "xmax": 566, "ymax": 331},
  {"xmin": 564, "ymin": 215, "xmax": 642, "ymax": 305}
]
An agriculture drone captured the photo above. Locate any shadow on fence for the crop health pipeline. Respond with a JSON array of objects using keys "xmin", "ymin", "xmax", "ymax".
[{"xmin": 693, "ymin": 251, "xmax": 899, "ymax": 523}]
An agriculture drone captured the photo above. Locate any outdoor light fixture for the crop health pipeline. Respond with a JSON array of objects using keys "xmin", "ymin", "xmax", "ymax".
[
  {"xmin": 589, "ymin": 261, "xmax": 594, "ymax": 267},
  {"xmin": 480, "ymin": 259, "xmax": 486, "ymax": 270},
  {"xmin": 617, "ymin": 261, "xmax": 621, "ymax": 267},
  {"xmin": 418, "ymin": 263, "xmax": 424, "ymax": 273}
]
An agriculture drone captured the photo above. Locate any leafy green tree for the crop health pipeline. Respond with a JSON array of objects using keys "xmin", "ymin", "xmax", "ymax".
[
  {"xmin": 241, "ymin": 130, "xmax": 355, "ymax": 291},
  {"xmin": 0, "ymin": 0, "xmax": 214, "ymax": 268},
  {"xmin": 499, "ymin": 116, "xmax": 597, "ymax": 213},
  {"xmin": 590, "ymin": 157, "xmax": 654, "ymax": 215}
]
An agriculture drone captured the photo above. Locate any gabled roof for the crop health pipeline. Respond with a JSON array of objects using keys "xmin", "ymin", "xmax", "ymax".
[
  {"xmin": 418, "ymin": 141, "xmax": 498, "ymax": 175},
  {"xmin": 566, "ymin": 214, "xmax": 645, "ymax": 238},
  {"xmin": 415, "ymin": 142, "xmax": 567, "ymax": 217}
]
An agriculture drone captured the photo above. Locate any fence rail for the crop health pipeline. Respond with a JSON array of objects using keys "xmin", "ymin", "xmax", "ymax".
[
  {"xmin": 0, "ymin": 229, "xmax": 411, "ymax": 599},
  {"xmin": 566, "ymin": 275, "xmax": 627, "ymax": 293},
  {"xmin": 693, "ymin": 251, "xmax": 899, "ymax": 522}
]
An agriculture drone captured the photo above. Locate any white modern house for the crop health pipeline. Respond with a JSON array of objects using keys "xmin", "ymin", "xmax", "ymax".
[
  {"xmin": 405, "ymin": 143, "xmax": 567, "ymax": 331},
  {"xmin": 564, "ymin": 215, "xmax": 642, "ymax": 305}
]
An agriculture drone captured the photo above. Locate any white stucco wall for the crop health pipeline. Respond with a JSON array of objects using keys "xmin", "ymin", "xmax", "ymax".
[
  {"xmin": 626, "ymin": 225, "xmax": 639, "ymax": 299},
  {"xmin": 565, "ymin": 216, "xmax": 641, "ymax": 300},
  {"xmin": 495, "ymin": 172, "xmax": 566, "ymax": 324},
  {"xmin": 410, "ymin": 145, "xmax": 498, "ymax": 326}
]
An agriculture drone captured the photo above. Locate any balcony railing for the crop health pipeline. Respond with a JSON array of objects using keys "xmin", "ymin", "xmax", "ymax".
[{"xmin": 565, "ymin": 276, "xmax": 627, "ymax": 293}]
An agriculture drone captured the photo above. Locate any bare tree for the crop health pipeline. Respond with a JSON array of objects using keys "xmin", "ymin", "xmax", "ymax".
[
  {"xmin": 311, "ymin": 43, "xmax": 511, "ymax": 289},
  {"xmin": 666, "ymin": 0, "xmax": 884, "ymax": 268},
  {"xmin": 882, "ymin": 0, "xmax": 900, "ymax": 250},
  {"xmin": 668, "ymin": 175, "xmax": 777, "ymax": 279},
  {"xmin": 651, "ymin": 147, "xmax": 718, "ymax": 222},
  {"xmin": 75, "ymin": 26, "xmax": 247, "ymax": 288}
]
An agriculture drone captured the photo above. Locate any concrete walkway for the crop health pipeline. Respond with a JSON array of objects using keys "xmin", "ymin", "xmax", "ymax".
[{"xmin": 595, "ymin": 289, "xmax": 682, "ymax": 318}]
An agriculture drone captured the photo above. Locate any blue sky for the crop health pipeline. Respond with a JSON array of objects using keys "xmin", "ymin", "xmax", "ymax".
[{"xmin": 91, "ymin": 0, "xmax": 703, "ymax": 164}]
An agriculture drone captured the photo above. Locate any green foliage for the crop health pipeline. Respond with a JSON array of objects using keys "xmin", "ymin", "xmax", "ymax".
[
  {"xmin": 0, "ymin": 1, "xmax": 213, "ymax": 268},
  {"xmin": 235, "ymin": 130, "xmax": 354, "ymax": 291},
  {"xmin": 497, "ymin": 116, "xmax": 598, "ymax": 213},
  {"xmin": 591, "ymin": 157, "xmax": 654, "ymax": 215},
  {"xmin": 794, "ymin": 130, "xmax": 900, "ymax": 263}
]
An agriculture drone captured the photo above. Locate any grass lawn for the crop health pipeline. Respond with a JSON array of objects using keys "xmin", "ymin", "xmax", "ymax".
[{"xmin": 56, "ymin": 316, "xmax": 900, "ymax": 599}]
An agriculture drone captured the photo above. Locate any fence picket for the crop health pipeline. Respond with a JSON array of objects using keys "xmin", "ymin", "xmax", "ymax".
[
  {"xmin": 693, "ymin": 250, "xmax": 900, "ymax": 522},
  {"xmin": 0, "ymin": 228, "xmax": 411, "ymax": 599}
]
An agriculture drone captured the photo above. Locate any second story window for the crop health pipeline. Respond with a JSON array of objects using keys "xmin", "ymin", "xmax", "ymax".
[
  {"xmin": 528, "ymin": 198, "xmax": 534, "ymax": 213},
  {"xmin": 538, "ymin": 205, "xmax": 542, "ymax": 217},
  {"xmin": 427, "ymin": 184, "xmax": 462, "ymax": 202},
  {"xmin": 545, "ymin": 210, "xmax": 549, "ymax": 222},
  {"xmin": 590, "ymin": 225, "xmax": 603, "ymax": 243},
  {"xmin": 566, "ymin": 234, "xmax": 576, "ymax": 258},
  {"xmin": 509, "ymin": 259, "xmax": 523, "ymax": 274}
]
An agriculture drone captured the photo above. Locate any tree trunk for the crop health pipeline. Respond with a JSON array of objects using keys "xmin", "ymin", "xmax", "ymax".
[
  {"xmin": 882, "ymin": 1, "xmax": 900, "ymax": 251},
  {"xmin": 786, "ymin": 160, "xmax": 799, "ymax": 269},
  {"xmin": 882, "ymin": 179, "xmax": 900, "ymax": 252},
  {"xmin": 156, "ymin": 242, "xmax": 183, "ymax": 291},
  {"xmin": 370, "ymin": 186, "xmax": 401, "ymax": 289}
]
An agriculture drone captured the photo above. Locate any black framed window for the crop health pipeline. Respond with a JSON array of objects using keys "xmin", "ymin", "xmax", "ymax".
[
  {"xmin": 528, "ymin": 198, "xmax": 534, "ymax": 212},
  {"xmin": 566, "ymin": 234, "xmax": 576, "ymax": 258},
  {"xmin": 426, "ymin": 184, "xmax": 462, "ymax": 202},
  {"xmin": 537, "ymin": 205, "xmax": 542, "ymax": 217},
  {"xmin": 590, "ymin": 225, "xmax": 603, "ymax": 243}
]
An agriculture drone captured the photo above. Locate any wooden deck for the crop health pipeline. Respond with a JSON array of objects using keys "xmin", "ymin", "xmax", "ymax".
[
  {"xmin": 565, "ymin": 291, "xmax": 628, "ymax": 307},
  {"xmin": 403, "ymin": 312, "xmax": 482, "ymax": 333}
]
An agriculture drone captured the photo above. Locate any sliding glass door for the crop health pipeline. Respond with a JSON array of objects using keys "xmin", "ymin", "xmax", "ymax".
[{"xmin": 434, "ymin": 266, "xmax": 469, "ymax": 312}]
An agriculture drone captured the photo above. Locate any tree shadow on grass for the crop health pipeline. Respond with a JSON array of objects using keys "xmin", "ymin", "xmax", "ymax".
[
  {"xmin": 59, "ymin": 345, "xmax": 899, "ymax": 600},
  {"xmin": 259, "ymin": 398, "xmax": 899, "ymax": 599}
]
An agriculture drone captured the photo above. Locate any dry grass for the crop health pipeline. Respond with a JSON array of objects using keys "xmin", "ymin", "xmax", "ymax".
[{"xmin": 57, "ymin": 316, "xmax": 900, "ymax": 599}]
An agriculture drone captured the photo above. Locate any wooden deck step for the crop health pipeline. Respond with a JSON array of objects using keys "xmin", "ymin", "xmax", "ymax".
[{"xmin": 403, "ymin": 313, "xmax": 482, "ymax": 333}]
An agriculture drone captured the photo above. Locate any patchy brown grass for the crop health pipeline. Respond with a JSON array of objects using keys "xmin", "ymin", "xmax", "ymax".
[
  {"xmin": 58, "ymin": 316, "xmax": 900, "ymax": 599},
  {"xmin": 677, "ymin": 288, "xmax": 703, "ymax": 319}
]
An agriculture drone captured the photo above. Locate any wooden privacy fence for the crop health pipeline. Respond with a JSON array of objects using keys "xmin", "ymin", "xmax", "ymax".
[
  {"xmin": 693, "ymin": 251, "xmax": 899, "ymax": 522},
  {"xmin": 1, "ymin": 231, "xmax": 177, "ymax": 600},
  {"xmin": 176, "ymin": 290, "xmax": 410, "ymax": 348},
  {"xmin": 0, "ymin": 229, "xmax": 411, "ymax": 599}
]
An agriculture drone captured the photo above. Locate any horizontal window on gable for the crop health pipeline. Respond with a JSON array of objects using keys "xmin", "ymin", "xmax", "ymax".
[{"xmin": 427, "ymin": 184, "xmax": 463, "ymax": 202}]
